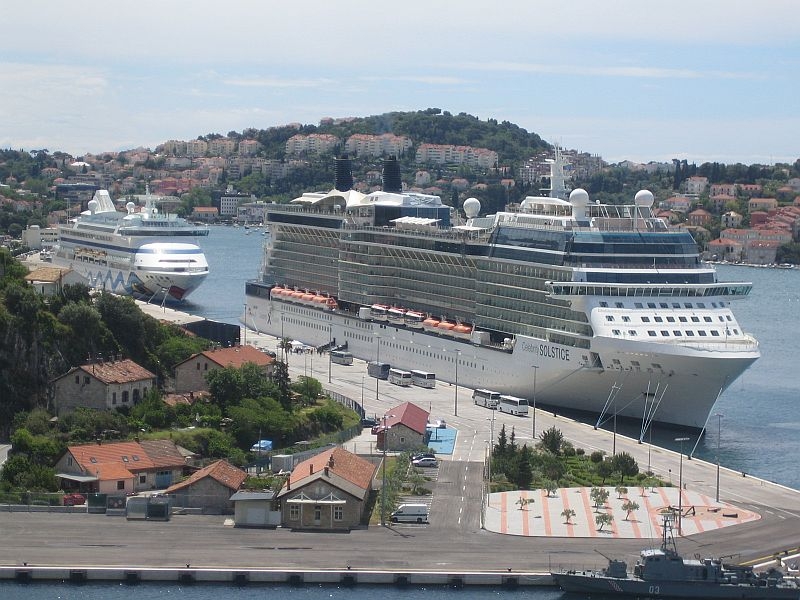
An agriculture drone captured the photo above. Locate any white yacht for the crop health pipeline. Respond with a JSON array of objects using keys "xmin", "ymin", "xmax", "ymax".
[{"xmin": 52, "ymin": 189, "xmax": 209, "ymax": 301}]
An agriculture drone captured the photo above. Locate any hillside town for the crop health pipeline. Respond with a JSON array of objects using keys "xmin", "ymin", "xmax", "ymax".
[{"xmin": 2, "ymin": 115, "xmax": 800, "ymax": 265}]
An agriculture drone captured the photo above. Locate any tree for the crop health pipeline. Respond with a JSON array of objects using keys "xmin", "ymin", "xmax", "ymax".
[
  {"xmin": 516, "ymin": 496, "xmax": 534, "ymax": 510},
  {"xmin": 615, "ymin": 485, "xmax": 628, "ymax": 499},
  {"xmin": 590, "ymin": 486, "xmax": 609, "ymax": 510},
  {"xmin": 517, "ymin": 444, "xmax": 533, "ymax": 488},
  {"xmin": 596, "ymin": 458, "xmax": 615, "ymax": 484},
  {"xmin": 539, "ymin": 426, "xmax": 564, "ymax": 455},
  {"xmin": 622, "ymin": 499, "xmax": 640, "ymax": 521},
  {"xmin": 495, "ymin": 423, "xmax": 508, "ymax": 457},
  {"xmin": 611, "ymin": 452, "xmax": 639, "ymax": 484},
  {"xmin": 595, "ymin": 512, "xmax": 614, "ymax": 532},
  {"xmin": 561, "ymin": 508, "xmax": 576, "ymax": 524}
]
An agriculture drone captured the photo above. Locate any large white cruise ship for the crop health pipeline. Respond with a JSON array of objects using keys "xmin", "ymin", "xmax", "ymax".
[
  {"xmin": 52, "ymin": 189, "xmax": 210, "ymax": 301},
  {"xmin": 244, "ymin": 153, "xmax": 758, "ymax": 431}
]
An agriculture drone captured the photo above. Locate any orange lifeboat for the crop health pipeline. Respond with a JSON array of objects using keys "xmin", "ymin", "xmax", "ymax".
[
  {"xmin": 452, "ymin": 323, "xmax": 473, "ymax": 339},
  {"xmin": 422, "ymin": 317, "xmax": 440, "ymax": 332},
  {"xmin": 301, "ymin": 292, "xmax": 315, "ymax": 305},
  {"xmin": 436, "ymin": 320, "xmax": 456, "ymax": 335},
  {"xmin": 270, "ymin": 286, "xmax": 285, "ymax": 299},
  {"xmin": 289, "ymin": 290, "xmax": 305, "ymax": 302},
  {"xmin": 326, "ymin": 297, "xmax": 338, "ymax": 310}
]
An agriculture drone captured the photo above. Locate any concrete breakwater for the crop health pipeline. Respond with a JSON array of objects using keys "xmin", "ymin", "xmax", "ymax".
[{"xmin": 0, "ymin": 566, "xmax": 552, "ymax": 588}]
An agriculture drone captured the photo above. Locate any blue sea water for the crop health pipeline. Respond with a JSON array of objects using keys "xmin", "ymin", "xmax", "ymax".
[{"xmin": 186, "ymin": 227, "xmax": 800, "ymax": 488}]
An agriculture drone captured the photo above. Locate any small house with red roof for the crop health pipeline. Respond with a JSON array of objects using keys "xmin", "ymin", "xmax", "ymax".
[
  {"xmin": 52, "ymin": 357, "xmax": 156, "ymax": 415},
  {"xmin": 173, "ymin": 344, "xmax": 275, "ymax": 393},
  {"xmin": 55, "ymin": 439, "xmax": 189, "ymax": 495},
  {"xmin": 373, "ymin": 402, "xmax": 430, "ymax": 452},
  {"xmin": 276, "ymin": 446, "xmax": 377, "ymax": 530},
  {"xmin": 165, "ymin": 459, "xmax": 247, "ymax": 514}
]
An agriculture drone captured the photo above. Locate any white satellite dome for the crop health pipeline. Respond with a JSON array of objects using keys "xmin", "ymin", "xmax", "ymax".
[
  {"xmin": 634, "ymin": 189, "xmax": 655, "ymax": 207},
  {"xmin": 87, "ymin": 199, "xmax": 99, "ymax": 214},
  {"xmin": 463, "ymin": 197, "xmax": 481, "ymax": 218}
]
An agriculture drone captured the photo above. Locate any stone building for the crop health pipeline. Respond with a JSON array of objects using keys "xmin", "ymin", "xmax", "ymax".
[
  {"xmin": 165, "ymin": 459, "xmax": 247, "ymax": 514},
  {"xmin": 374, "ymin": 402, "xmax": 430, "ymax": 452},
  {"xmin": 172, "ymin": 345, "xmax": 275, "ymax": 393},
  {"xmin": 277, "ymin": 447, "xmax": 376, "ymax": 531},
  {"xmin": 52, "ymin": 358, "xmax": 156, "ymax": 415}
]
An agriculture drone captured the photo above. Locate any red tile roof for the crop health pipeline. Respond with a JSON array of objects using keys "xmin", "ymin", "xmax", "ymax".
[
  {"xmin": 66, "ymin": 439, "xmax": 186, "ymax": 480},
  {"xmin": 165, "ymin": 459, "xmax": 246, "ymax": 493},
  {"xmin": 197, "ymin": 345, "xmax": 274, "ymax": 368},
  {"xmin": 77, "ymin": 359, "xmax": 156, "ymax": 385},
  {"xmin": 285, "ymin": 447, "xmax": 376, "ymax": 492},
  {"xmin": 384, "ymin": 402, "xmax": 430, "ymax": 435}
]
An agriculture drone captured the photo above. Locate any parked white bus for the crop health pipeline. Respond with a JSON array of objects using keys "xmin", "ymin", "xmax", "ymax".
[
  {"xmin": 498, "ymin": 394, "xmax": 529, "ymax": 416},
  {"xmin": 388, "ymin": 368, "xmax": 413, "ymax": 387},
  {"xmin": 410, "ymin": 370, "xmax": 436, "ymax": 388},
  {"xmin": 473, "ymin": 389, "xmax": 501, "ymax": 409},
  {"xmin": 330, "ymin": 350, "xmax": 354, "ymax": 365}
]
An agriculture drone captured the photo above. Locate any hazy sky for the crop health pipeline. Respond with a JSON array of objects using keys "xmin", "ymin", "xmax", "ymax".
[{"xmin": 1, "ymin": 1, "xmax": 797, "ymax": 165}]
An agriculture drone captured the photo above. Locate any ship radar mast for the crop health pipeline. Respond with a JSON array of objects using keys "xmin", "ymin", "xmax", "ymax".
[{"xmin": 542, "ymin": 145, "xmax": 570, "ymax": 200}]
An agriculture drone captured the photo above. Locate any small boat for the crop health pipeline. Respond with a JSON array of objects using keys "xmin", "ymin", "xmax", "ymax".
[
  {"xmin": 387, "ymin": 307, "xmax": 406, "ymax": 325},
  {"xmin": 436, "ymin": 320, "xmax": 456, "ymax": 335},
  {"xmin": 552, "ymin": 512, "xmax": 799, "ymax": 598},
  {"xmin": 422, "ymin": 317, "xmax": 440, "ymax": 333},
  {"xmin": 370, "ymin": 304, "xmax": 389, "ymax": 321},
  {"xmin": 404, "ymin": 311, "xmax": 426, "ymax": 329},
  {"xmin": 452, "ymin": 323, "xmax": 473, "ymax": 340}
]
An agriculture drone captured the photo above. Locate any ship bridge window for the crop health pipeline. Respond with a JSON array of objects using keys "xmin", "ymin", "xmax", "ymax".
[
  {"xmin": 622, "ymin": 316, "xmax": 630, "ymax": 322},
  {"xmin": 726, "ymin": 315, "xmax": 732, "ymax": 321},
  {"xmin": 718, "ymin": 316, "xmax": 725, "ymax": 322},
  {"xmin": 672, "ymin": 303, "xmax": 680, "ymax": 308},
  {"xmin": 711, "ymin": 330, "xmax": 720, "ymax": 336},
  {"xmin": 661, "ymin": 330, "xmax": 670, "ymax": 336},
  {"xmin": 698, "ymin": 330, "xmax": 707, "ymax": 336},
  {"xmin": 691, "ymin": 316, "xmax": 700, "ymax": 322},
  {"xmin": 647, "ymin": 303, "xmax": 656, "ymax": 308},
  {"xmin": 712, "ymin": 302, "xmax": 718, "ymax": 307},
  {"xmin": 628, "ymin": 330, "xmax": 637, "ymax": 336},
  {"xmin": 599, "ymin": 301, "xmax": 608, "ymax": 307},
  {"xmin": 654, "ymin": 316, "xmax": 663, "ymax": 323},
  {"xmin": 612, "ymin": 329, "xmax": 621, "ymax": 336},
  {"xmin": 648, "ymin": 331, "xmax": 657, "ymax": 337},
  {"xmin": 684, "ymin": 302, "xmax": 693, "ymax": 308},
  {"xmin": 635, "ymin": 302, "xmax": 643, "ymax": 308},
  {"xmin": 679, "ymin": 317, "xmax": 687, "ymax": 323},
  {"xmin": 641, "ymin": 316, "xmax": 650, "ymax": 323},
  {"xmin": 615, "ymin": 302, "xmax": 623, "ymax": 308},
  {"xmin": 704, "ymin": 317, "xmax": 712, "ymax": 322},
  {"xmin": 659, "ymin": 302, "xmax": 668, "ymax": 308},
  {"xmin": 698, "ymin": 303, "xmax": 706, "ymax": 308},
  {"xmin": 733, "ymin": 329, "xmax": 739, "ymax": 334},
  {"xmin": 606, "ymin": 315, "xmax": 615, "ymax": 322},
  {"xmin": 686, "ymin": 331, "xmax": 695, "ymax": 336},
  {"xmin": 666, "ymin": 316, "xmax": 675, "ymax": 322},
  {"xmin": 673, "ymin": 330, "xmax": 682, "ymax": 336}
]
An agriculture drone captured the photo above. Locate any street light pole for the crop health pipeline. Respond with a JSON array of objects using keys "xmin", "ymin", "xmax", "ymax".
[
  {"xmin": 454, "ymin": 349, "xmax": 461, "ymax": 417},
  {"xmin": 328, "ymin": 324, "xmax": 332, "ymax": 383},
  {"xmin": 531, "ymin": 365, "xmax": 538, "ymax": 441},
  {"xmin": 487, "ymin": 410, "xmax": 496, "ymax": 507},
  {"xmin": 375, "ymin": 334, "xmax": 381, "ymax": 403},
  {"xmin": 675, "ymin": 436, "xmax": 690, "ymax": 535},
  {"xmin": 715, "ymin": 413, "xmax": 723, "ymax": 503},
  {"xmin": 380, "ymin": 412, "xmax": 394, "ymax": 527}
]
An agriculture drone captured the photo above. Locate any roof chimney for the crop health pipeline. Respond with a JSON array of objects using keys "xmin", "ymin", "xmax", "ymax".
[
  {"xmin": 309, "ymin": 464, "xmax": 314, "ymax": 475},
  {"xmin": 328, "ymin": 455, "xmax": 335, "ymax": 469},
  {"xmin": 324, "ymin": 466, "xmax": 329, "ymax": 476}
]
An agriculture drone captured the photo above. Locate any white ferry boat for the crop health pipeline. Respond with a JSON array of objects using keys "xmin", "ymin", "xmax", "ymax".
[
  {"xmin": 244, "ymin": 153, "xmax": 758, "ymax": 431},
  {"xmin": 52, "ymin": 189, "xmax": 209, "ymax": 301}
]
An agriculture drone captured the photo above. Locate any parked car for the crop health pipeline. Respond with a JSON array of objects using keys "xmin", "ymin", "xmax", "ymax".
[
  {"xmin": 62, "ymin": 493, "xmax": 86, "ymax": 506},
  {"xmin": 410, "ymin": 452, "xmax": 435, "ymax": 462},
  {"xmin": 361, "ymin": 417, "xmax": 378, "ymax": 428},
  {"xmin": 411, "ymin": 457, "xmax": 437, "ymax": 468}
]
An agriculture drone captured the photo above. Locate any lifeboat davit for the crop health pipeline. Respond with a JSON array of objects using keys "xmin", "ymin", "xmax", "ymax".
[
  {"xmin": 405, "ymin": 311, "xmax": 426, "ymax": 329},
  {"xmin": 326, "ymin": 297, "xmax": 338, "ymax": 310},
  {"xmin": 387, "ymin": 307, "xmax": 406, "ymax": 324}
]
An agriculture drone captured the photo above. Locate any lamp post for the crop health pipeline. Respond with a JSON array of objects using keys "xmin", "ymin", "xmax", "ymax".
[
  {"xmin": 327, "ymin": 324, "xmax": 332, "ymax": 383},
  {"xmin": 375, "ymin": 333, "xmax": 381, "ymax": 403},
  {"xmin": 715, "ymin": 413, "xmax": 723, "ymax": 503},
  {"xmin": 675, "ymin": 436, "xmax": 690, "ymax": 535},
  {"xmin": 454, "ymin": 349, "xmax": 461, "ymax": 417},
  {"xmin": 380, "ymin": 412, "xmax": 394, "ymax": 527},
  {"xmin": 531, "ymin": 365, "xmax": 538, "ymax": 441},
  {"xmin": 487, "ymin": 410, "xmax": 496, "ymax": 507},
  {"xmin": 242, "ymin": 303, "xmax": 247, "ymax": 345}
]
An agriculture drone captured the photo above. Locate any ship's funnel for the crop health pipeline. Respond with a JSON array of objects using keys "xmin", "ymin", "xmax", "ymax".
[
  {"xmin": 334, "ymin": 155, "xmax": 354, "ymax": 192},
  {"xmin": 382, "ymin": 155, "xmax": 402, "ymax": 193}
]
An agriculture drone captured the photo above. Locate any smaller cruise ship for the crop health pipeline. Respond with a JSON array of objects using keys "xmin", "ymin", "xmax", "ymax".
[{"xmin": 52, "ymin": 189, "xmax": 209, "ymax": 301}]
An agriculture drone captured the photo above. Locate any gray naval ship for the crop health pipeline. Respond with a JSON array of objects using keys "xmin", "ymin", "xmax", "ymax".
[{"xmin": 552, "ymin": 512, "xmax": 799, "ymax": 599}]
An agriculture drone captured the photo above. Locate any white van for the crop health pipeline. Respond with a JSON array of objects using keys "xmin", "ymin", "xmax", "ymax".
[{"xmin": 390, "ymin": 503, "xmax": 428, "ymax": 523}]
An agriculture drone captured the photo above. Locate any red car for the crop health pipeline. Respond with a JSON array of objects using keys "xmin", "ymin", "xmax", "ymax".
[{"xmin": 63, "ymin": 493, "xmax": 86, "ymax": 506}]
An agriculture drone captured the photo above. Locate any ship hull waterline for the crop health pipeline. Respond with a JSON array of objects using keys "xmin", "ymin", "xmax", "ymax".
[{"xmin": 245, "ymin": 294, "xmax": 757, "ymax": 431}]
